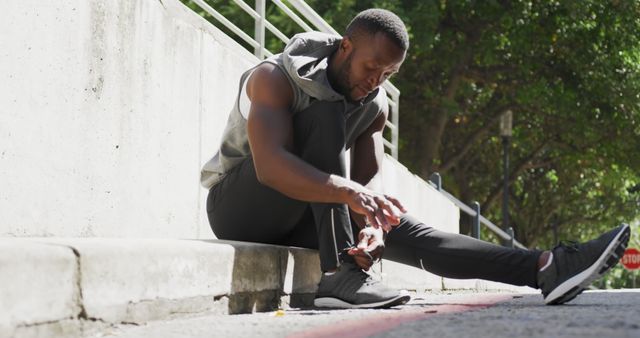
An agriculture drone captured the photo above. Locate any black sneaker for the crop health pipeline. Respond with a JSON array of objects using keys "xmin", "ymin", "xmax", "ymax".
[
  {"xmin": 314, "ymin": 261, "xmax": 410, "ymax": 309},
  {"xmin": 538, "ymin": 223, "xmax": 630, "ymax": 305}
]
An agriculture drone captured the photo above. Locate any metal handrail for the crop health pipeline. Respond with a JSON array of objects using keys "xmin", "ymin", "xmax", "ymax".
[
  {"xmin": 185, "ymin": 0, "xmax": 400, "ymax": 159},
  {"xmin": 231, "ymin": 0, "xmax": 291, "ymax": 44},
  {"xmin": 272, "ymin": 0, "xmax": 314, "ymax": 32},
  {"xmin": 429, "ymin": 172, "xmax": 526, "ymax": 249}
]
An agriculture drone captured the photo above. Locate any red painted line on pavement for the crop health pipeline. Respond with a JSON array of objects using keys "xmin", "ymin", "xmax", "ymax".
[{"xmin": 287, "ymin": 294, "xmax": 513, "ymax": 338}]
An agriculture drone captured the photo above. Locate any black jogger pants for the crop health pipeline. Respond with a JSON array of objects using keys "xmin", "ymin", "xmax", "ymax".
[{"xmin": 207, "ymin": 100, "xmax": 542, "ymax": 289}]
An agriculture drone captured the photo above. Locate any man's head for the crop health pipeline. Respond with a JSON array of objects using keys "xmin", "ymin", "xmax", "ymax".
[{"xmin": 329, "ymin": 9, "xmax": 409, "ymax": 102}]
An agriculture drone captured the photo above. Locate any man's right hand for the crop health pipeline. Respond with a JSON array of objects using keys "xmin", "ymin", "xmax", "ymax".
[
  {"xmin": 343, "ymin": 185, "xmax": 406, "ymax": 232},
  {"xmin": 348, "ymin": 226, "xmax": 385, "ymax": 271}
]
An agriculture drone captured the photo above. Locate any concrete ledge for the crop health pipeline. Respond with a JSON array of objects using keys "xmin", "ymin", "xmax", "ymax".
[
  {"xmin": 28, "ymin": 239, "xmax": 321, "ymax": 319},
  {"xmin": 0, "ymin": 240, "xmax": 80, "ymax": 337},
  {"xmin": 0, "ymin": 238, "xmax": 534, "ymax": 337},
  {"xmin": 0, "ymin": 238, "xmax": 322, "ymax": 333},
  {"xmin": 36, "ymin": 239, "xmax": 237, "ymax": 322}
]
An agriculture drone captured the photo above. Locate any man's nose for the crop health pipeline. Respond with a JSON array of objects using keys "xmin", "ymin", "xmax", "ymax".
[{"xmin": 366, "ymin": 72, "xmax": 383, "ymax": 90}]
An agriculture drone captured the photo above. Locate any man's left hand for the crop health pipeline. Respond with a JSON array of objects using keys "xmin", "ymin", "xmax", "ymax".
[{"xmin": 347, "ymin": 226, "xmax": 385, "ymax": 271}]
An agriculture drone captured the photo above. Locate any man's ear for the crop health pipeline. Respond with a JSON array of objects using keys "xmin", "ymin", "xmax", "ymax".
[{"xmin": 341, "ymin": 36, "xmax": 354, "ymax": 53}]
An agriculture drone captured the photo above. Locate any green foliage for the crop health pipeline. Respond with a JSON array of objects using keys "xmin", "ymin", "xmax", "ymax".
[
  {"xmin": 598, "ymin": 220, "xmax": 640, "ymax": 289},
  {"xmin": 182, "ymin": 0, "xmax": 640, "ymax": 288},
  {"xmin": 180, "ymin": 0, "xmax": 314, "ymax": 54}
]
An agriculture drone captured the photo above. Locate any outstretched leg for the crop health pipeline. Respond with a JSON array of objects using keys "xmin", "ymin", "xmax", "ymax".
[
  {"xmin": 384, "ymin": 214, "xmax": 542, "ymax": 288},
  {"xmin": 384, "ymin": 214, "xmax": 631, "ymax": 305}
]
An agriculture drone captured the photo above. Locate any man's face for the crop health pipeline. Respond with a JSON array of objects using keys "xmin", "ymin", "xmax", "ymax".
[{"xmin": 336, "ymin": 32, "xmax": 406, "ymax": 102}]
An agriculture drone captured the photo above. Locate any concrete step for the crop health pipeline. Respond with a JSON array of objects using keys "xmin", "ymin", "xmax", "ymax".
[{"xmin": 0, "ymin": 238, "xmax": 534, "ymax": 337}]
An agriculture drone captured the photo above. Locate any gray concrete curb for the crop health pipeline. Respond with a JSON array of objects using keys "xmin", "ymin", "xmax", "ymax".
[
  {"xmin": 0, "ymin": 238, "xmax": 321, "ymax": 337},
  {"xmin": 0, "ymin": 238, "xmax": 534, "ymax": 337}
]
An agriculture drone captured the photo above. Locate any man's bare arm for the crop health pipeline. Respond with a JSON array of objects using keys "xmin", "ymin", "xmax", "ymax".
[
  {"xmin": 347, "ymin": 109, "xmax": 406, "ymax": 268},
  {"xmin": 246, "ymin": 63, "xmax": 346, "ymax": 202},
  {"xmin": 351, "ymin": 111, "xmax": 387, "ymax": 191},
  {"xmin": 246, "ymin": 63, "xmax": 401, "ymax": 228},
  {"xmin": 350, "ymin": 109, "xmax": 406, "ymax": 229}
]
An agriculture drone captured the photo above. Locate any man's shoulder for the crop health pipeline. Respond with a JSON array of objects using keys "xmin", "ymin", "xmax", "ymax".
[
  {"xmin": 248, "ymin": 62, "xmax": 294, "ymax": 108},
  {"xmin": 251, "ymin": 62, "xmax": 289, "ymax": 86}
]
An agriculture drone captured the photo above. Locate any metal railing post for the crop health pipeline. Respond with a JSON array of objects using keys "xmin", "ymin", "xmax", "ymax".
[
  {"xmin": 472, "ymin": 201, "xmax": 481, "ymax": 239},
  {"xmin": 287, "ymin": 0, "xmax": 339, "ymax": 35},
  {"xmin": 429, "ymin": 172, "xmax": 442, "ymax": 191},
  {"xmin": 391, "ymin": 93, "xmax": 399, "ymax": 159},
  {"xmin": 254, "ymin": 0, "xmax": 266, "ymax": 59},
  {"xmin": 422, "ymin": 172, "xmax": 526, "ymax": 248},
  {"xmin": 507, "ymin": 227, "xmax": 515, "ymax": 248}
]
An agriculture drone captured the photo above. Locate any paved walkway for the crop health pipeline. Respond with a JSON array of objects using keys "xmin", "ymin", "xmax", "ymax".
[{"xmin": 99, "ymin": 289, "xmax": 640, "ymax": 338}]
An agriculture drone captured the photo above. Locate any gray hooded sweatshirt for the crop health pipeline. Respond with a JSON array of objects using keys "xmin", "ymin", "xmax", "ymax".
[{"xmin": 200, "ymin": 31, "xmax": 387, "ymax": 189}]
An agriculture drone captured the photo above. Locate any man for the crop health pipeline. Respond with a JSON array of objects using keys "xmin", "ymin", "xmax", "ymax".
[{"xmin": 202, "ymin": 9, "xmax": 630, "ymax": 309}]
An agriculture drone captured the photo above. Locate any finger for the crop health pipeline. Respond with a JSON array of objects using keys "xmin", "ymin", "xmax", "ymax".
[
  {"xmin": 382, "ymin": 209, "xmax": 401, "ymax": 227},
  {"xmin": 363, "ymin": 227, "xmax": 383, "ymax": 246},
  {"xmin": 363, "ymin": 205, "xmax": 379, "ymax": 229},
  {"xmin": 366, "ymin": 240, "xmax": 384, "ymax": 253},
  {"xmin": 367, "ymin": 233, "xmax": 384, "ymax": 247},
  {"xmin": 380, "ymin": 204, "xmax": 403, "ymax": 227},
  {"xmin": 366, "ymin": 242, "xmax": 383, "ymax": 260},
  {"xmin": 357, "ymin": 236, "xmax": 369, "ymax": 250},
  {"xmin": 385, "ymin": 194, "xmax": 407, "ymax": 213},
  {"xmin": 350, "ymin": 244, "xmax": 374, "ymax": 259},
  {"xmin": 383, "ymin": 221, "xmax": 392, "ymax": 233},
  {"xmin": 374, "ymin": 196, "xmax": 398, "ymax": 217},
  {"xmin": 374, "ymin": 197, "xmax": 400, "ymax": 227},
  {"xmin": 365, "ymin": 236, "xmax": 384, "ymax": 253},
  {"xmin": 385, "ymin": 194, "xmax": 406, "ymax": 212},
  {"xmin": 357, "ymin": 233, "xmax": 370, "ymax": 250},
  {"xmin": 374, "ymin": 207, "xmax": 390, "ymax": 231},
  {"xmin": 367, "ymin": 198, "xmax": 384, "ymax": 229}
]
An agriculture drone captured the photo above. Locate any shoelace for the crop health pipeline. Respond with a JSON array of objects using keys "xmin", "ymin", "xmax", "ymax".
[
  {"xmin": 555, "ymin": 240, "xmax": 580, "ymax": 253},
  {"xmin": 341, "ymin": 246, "xmax": 383, "ymax": 264},
  {"xmin": 348, "ymin": 266, "xmax": 378, "ymax": 286}
]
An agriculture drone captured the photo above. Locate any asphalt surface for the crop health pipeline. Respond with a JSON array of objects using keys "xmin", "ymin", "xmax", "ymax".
[{"xmin": 100, "ymin": 289, "xmax": 640, "ymax": 338}]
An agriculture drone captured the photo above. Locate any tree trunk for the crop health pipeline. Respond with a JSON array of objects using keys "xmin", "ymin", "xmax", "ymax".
[{"xmin": 419, "ymin": 111, "xmax": 450, "ymax": 178}]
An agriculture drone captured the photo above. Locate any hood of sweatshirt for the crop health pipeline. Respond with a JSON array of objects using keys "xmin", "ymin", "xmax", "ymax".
[{"xmin": 281, "ymin": 31, "xmax": 346, "ymax": 102}]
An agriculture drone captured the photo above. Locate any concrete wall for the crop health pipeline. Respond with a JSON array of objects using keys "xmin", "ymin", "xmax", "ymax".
[{"xmin": 0, "ymin": 0, "xmax": 458, "ymax": 239}]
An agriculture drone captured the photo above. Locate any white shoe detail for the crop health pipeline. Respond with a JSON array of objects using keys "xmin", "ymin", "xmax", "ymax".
[
  {"xmin": 539, "ymin": 252, "xmax": 554, "ymax": 272},
  {"xmin": 314, "ymin": 290, "xmax": 410, "ymax": 309}
]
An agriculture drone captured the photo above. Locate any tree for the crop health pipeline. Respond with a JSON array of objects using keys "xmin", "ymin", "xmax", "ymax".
[{"xmin": 182, "ymin": 0, "xmax": 640, "ymax": 254}]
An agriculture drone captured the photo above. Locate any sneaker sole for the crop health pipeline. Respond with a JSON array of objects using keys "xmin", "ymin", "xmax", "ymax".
[
  {"xmin": 545, "ymin": 223, "xmax": 630, "ymax": 305},
  {"xmin": 314, "ymin": 290, "xmax": 411, "ymax": 309}
]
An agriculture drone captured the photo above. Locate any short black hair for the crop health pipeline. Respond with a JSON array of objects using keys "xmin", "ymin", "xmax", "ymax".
[{"xmin": 345, "ymin": 9, "xmax": 409, "ymax": 51}]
